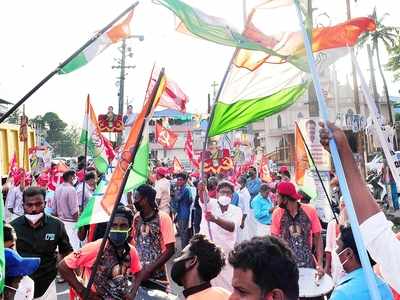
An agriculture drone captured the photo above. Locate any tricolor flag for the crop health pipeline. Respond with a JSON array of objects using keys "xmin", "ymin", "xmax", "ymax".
[
  {"xmin": 206, "ymin": 1, "xmax": 375, "ymax": 137},
  {"xmin": 77, "ymin": 130, "xmax": 150, "ymax": 227},
  {"xmin": 294, "ymin": 122, "xmax": 310, "ymax": 186},
  {"xmin": 80, "ymin": 95, "xmax": 115, "ymax": 174},
  {"xmin": 159, "ymin": 78, "xmax": 189, "ymax": 112},
  {"xmin": 99, "ymin": 68, "xmax": 166, "ymax": 215},
  {"xmin": 59, "ymin": 10, "xmax": 134, "ymax": 74},
  {"xmin": 156, "ymin": 122, "xmax": 178, "ymax": 149}
]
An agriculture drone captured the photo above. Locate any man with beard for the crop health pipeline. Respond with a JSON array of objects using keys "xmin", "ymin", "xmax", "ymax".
[
  {"xmin": 271, "ymin": 182, "xmax": 324, "ymax": 279},
  {"xmin": 11, "ymin": 187, "xmax": 73, "ymax": 299},
  {"xmin": 58, "ymin": 205, "xmax": 143, "ymax": 299},
  {"xmin": 171, "ymin": 234, "xmax": 230, "ymax": 299},
  {"xmin": 131, "ymin": 184, "xmax": 176, "ymax": 289}
]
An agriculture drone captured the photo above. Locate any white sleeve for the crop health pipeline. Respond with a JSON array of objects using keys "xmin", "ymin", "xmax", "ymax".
[
  {"xmin": 6, "ymin": 188, "xmax": 15, "ymax": 209},
  {"xmin": 360, "ymin": 212, "xmax": 400, "ymax": 293},
  {"xmin": 232, "ymin": 206, "xmax": 243, "ymax": 230},
  {"xmin": 325, "ymin": 221, "xmax": 335, "ymax": 253}
]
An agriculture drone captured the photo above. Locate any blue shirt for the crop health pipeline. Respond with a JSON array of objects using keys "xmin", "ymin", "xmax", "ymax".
[
  {"xmin": 251, "ymin": 194, "xmax": 273, "ymax": 225},
  {"xmin": 231, "ymin": 192, "xmax": 240, "ymax": 206},
  {"xmin": 330, "ymin": 268, "xmax": 393, "ymax": 300},
  {"xmin": 173, "ymin": 185, "xmax": 193, "ymax": 220},
  {"xmin": 246, "ymin": 177, "xmax": 261, "ymax": 199}
]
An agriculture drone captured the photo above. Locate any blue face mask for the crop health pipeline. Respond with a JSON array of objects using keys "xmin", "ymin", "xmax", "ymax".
[{"xmin": 109, "ymin": 229, "xmax": 129, "ymax": 247}]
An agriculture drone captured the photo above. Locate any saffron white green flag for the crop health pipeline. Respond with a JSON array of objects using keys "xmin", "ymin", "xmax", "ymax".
[
  {"xmin": 80, "ymin": 96, "xmax": 115, "ymax": 174},
  {"xmin": 59, "ymin": 11, "xmax": 133, "ymax": 74},
  {"xmin": 77, "ymin": 132, "xmax": 149, "ymax": 227}
]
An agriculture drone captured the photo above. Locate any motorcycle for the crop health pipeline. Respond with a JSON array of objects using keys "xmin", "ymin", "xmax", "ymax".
[{"xmin": 366, "ymin": 170, "xmax": 389, "ymax": 209}]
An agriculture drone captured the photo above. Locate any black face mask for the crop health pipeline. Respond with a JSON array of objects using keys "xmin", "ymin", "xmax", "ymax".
[
  {"xmin": 134, "ymin": 201, "xmax": 142, "ymax": 212},
  {"xmin": 109, "ymin": 230, "xmax": 129, "ymax": 247},
  {"xmin": 171, "ymin": 258, "xmax": 193, "ymax": 286}
]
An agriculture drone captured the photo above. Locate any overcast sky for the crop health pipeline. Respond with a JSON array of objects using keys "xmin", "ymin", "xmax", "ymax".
[{"xmin": 0, "ymin": 0, "xmax": 399, "ymax": 127}]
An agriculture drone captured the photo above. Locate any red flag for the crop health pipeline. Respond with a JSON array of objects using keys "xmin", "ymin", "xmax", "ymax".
[
  {"xmin": 173, "ymin": 156, "xmax": 184, "ymax": 173},
  {"xmin": 184, "ymin": 131, "xmax": 199, "ymax": 169},
  {"xmin": 158, "ymin": 78, "xmax": 188, "ymax": 112},
  {"xmin": 259, "ymin": 155, "xmax": 271, "ymax": 182},
  {"xmin": 8, "ymin": 152, "xmax": 18, "ymax": 177},
  {"xmin": 48, "ymin": 162, "xmax": 69, "ymax": 191},
  {"xmin": 156, "ymin": 123, "xmax": 178, "ymax": 149}
]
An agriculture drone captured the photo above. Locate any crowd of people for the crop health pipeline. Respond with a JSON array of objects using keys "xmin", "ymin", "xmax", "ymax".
[{"xmin": 1, "ymin": 123, "xmax": 400, "ymax": 299}]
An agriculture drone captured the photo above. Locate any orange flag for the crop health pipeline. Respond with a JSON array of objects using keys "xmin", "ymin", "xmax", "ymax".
[
  {"xmin": 100, "ymin": 68, "xmax": 166, "ymax": 214},
  {"xmin": 173, "ymin": 156, "xmax": 184, "ymax": 173},
  {"xmin": 294, "ymin": 122, "xmax": 310, "ymax": 186}
]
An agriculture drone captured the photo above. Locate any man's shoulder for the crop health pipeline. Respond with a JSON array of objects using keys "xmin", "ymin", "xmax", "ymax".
[
  {"xmin": 44, "ymin": 214, "xmax": 65, "ymax": 227},
  {"xmin": 10, "ymin": 215, "xmax": 25, "ymax": 228},
  {"xmin": 158, "ymin": 210, "xmax": 172, "ymax": 222}
]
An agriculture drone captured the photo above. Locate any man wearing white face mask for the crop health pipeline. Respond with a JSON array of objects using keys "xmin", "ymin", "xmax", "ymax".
[
  {"xmin": 4, "ymin": 248, "xmax": 40, "ymax": 300},
  {"xmin": 199, "ymin": 180, "xmax": 242, "ymax": 292},
  {"xmin": 11, "ymin": 187, "xmax": 73, "ymax": 299}
]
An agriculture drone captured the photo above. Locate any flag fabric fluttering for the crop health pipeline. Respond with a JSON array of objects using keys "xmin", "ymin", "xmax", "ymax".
[
  {"xmin": 159, "ymin": 78, "xmax": 189, "ymax": 112},
  {"xmin": 59, "ymin": 10, "xmax": 134, "ymax": 74},
  {"xmin": 0, "ymin": 191, "xmax": 4, "ymax": 293},
  {"xmin": 8, "ymin": 152, "xmax": 18, "ymax": 178},
  {"xmin": 99, "ymin": 68, "xmax": 166, "ymax": 216},
  {"xmin": 207, "ymin": 1, "xmax": 375, "ymax": 137},
  {"xmin": 77, "ymin": 129, "xmax": 150, "ymax": 227},
  {"xmin": 294, "ymin": 122, "xmax": 310, "ymax": 186},
  {"xmin": 173, "ymin": 156, "xmax": 184, "ymax": 173},
  {"xmin": 156, "ymin": 123, "xmax": 178, "ymax": 149},
  {"xmin": 80, "ymin": 95, "xmax": 115, "ymax": 174},
  {"xmin": 184, "ymin": 131, "xmax": 199, "ymax": 169}
]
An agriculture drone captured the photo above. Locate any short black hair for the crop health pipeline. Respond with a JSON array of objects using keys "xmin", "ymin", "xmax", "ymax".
[
  {"xmin": 23, "ymin": 186, "xmax": 46, "ymax": 203},
  {"xmin": 260, "ymin": 183, "xmax": 270, "ymax": 193},
  {"xmin": 229, "ymin": 236, "xmax": 299, "ymax": 300},
  {"xmin": 238, "ymin": 176, "xmax": 247, "ymax": 185},
  {"xmin": 306, "ymin": 119, "xmax": 316, "ymax": 127},
  {"xmin": 207, "ymin": 176, "xmax": 218, "ymax": 188},
  {"xmin": 217, "ymin": 181, "xmax": 234, "ymax": 194},
  {"xmin": 4, "ymin": 223, "xmax": 16, "ymax": 243},
  {"xmin": 248, "ymin": 166, "xmax": 257, "ymax": 173},
  {"xmin": 85, "ymin": 171, "xmax": 96, "ymax": 181},
  {"xmin": 62, "ymin": 170, "xmax": 75, "ymax": 181},
  {"xmin": 115, "ymin": 205, "xmax": 134, "ymax": 227},
  {"xmin": 176, "ymin": 172, "xmax": 188, "ymax": 181},
  {"xmin": 136, "ymin": 184, "xmax": 157, "ymax": 210},
  {"xmin": 189, "ymin": 234, "xmax": 225, "ymax": 282}
]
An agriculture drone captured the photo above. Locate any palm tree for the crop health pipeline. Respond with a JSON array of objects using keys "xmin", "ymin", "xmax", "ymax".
[{"xmin": 358, "ymin": 9, "xmax": 399, "ymax": 125}]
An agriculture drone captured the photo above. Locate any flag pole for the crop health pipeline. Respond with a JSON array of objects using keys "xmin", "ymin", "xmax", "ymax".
[
  {"xmin": 83, "ymin": 68, "xmax": 165, "ymax": 299},
  {"xmin": 80, "ymin": 95, "xmax": 90, "ymax": 214},
  {"xmin": 200, "ymin": 9, "xmax": 255, "ymax": 240},
  {"xmin": 295, "ymin": 122, "xmax": 338, "ymax": 223},
  {"xmin": 0, "ymin": 2, "xmax": 139, "ymax": 124},
  {"xmin": 293, "ymin": 0, "xmax": 381, "ymax": 299}
]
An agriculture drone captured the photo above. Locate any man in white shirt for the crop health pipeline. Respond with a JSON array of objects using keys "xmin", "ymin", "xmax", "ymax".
[
  {"xmin": 154, "ymin": 167, "xmax": 171, "ymax": 214},
  {"xmin": 320, "ymin": 122, "xmax": 400, "ymax": 293},
  {"xmin": 236, "ymin": 176, "xmax": 256, "ymax": 243},
  {"xmin": 199, "ymin": 180, "xmax": 242, "ymax": 292},
  {"xmin": 76, "ymin": 171, "xmax": 97, "ymax": 211}
]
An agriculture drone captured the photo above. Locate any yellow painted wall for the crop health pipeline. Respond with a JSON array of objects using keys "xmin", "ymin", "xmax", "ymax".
[{"xmin": 0, "ymin": 123, "xmax": 36, "ymax": 177}]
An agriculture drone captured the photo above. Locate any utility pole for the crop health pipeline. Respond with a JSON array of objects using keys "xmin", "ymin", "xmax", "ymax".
[
  {"xmin": 346, "ymin": 0, "xmax": 366, "ymax": 177},
  {"xmin": 112, "ymin": 35, "xmax": 143, "ymax": 145}
]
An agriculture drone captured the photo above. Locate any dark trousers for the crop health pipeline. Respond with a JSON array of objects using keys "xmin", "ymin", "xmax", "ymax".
[{"xmin": 177, "ymin": 218, "xmax": 190, "ymax": 248}]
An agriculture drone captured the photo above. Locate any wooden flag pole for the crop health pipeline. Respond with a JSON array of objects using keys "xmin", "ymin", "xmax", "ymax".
[
  {"xmin": 83, "ymin": 68, "xmax": 165, "ymax": 299},
  {"xmin": 0, "ymin": 2, "xmax": 139, "ymax": 124}
]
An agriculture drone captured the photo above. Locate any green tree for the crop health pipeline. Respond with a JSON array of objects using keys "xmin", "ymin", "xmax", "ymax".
[
  {"xmin": 386, "ymin": 38, "xmax": 400, "ymax": 81},
  {"xmin": 32, "ymin": 112, "xmax": 83, "ymax": 157},
  {"xmin": 358, "ymin": 9, "xmax": 399, "ymax": 125}
]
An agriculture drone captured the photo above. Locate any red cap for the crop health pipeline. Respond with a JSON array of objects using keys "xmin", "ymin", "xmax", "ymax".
[
  {"xmin": 277, "ymin": 181, "xmax": 301, "ymax": 200},
  {"xmin": 279, "ymin": 166, "xmax": 289, "ymax": 173},
  {"xmin": 156, "ymin": 167, "xmax": 169, "ymax": 177}
]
